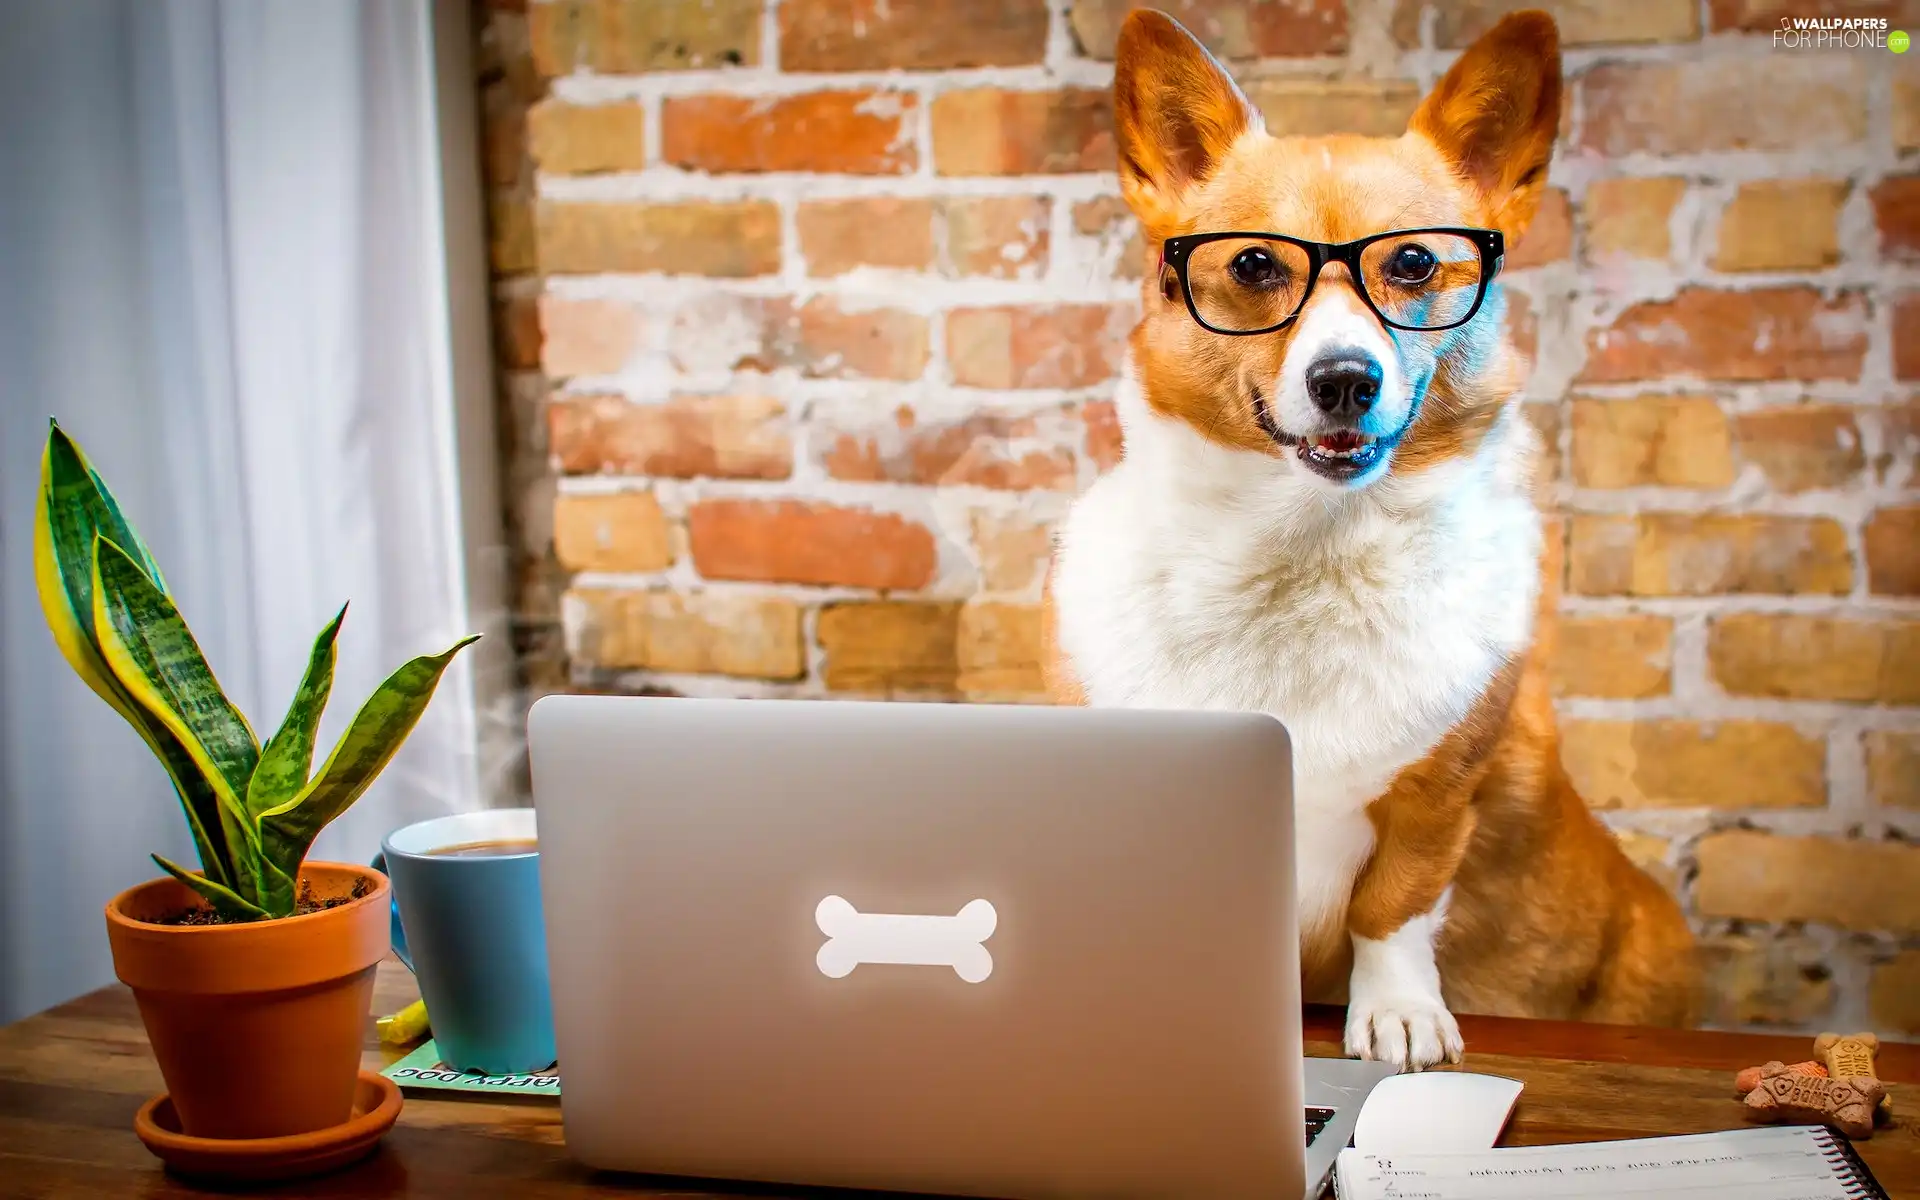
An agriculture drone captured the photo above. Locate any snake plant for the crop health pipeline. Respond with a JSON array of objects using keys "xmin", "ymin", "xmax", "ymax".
[{"xmin": 34, "ymin": 419, "xmax": 478, "ymax": 921}]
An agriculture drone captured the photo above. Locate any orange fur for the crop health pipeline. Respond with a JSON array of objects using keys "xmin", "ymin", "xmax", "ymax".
[{"xmin": 1048, "ymin": 8, "xmax": 1699, "ymax": 1031}]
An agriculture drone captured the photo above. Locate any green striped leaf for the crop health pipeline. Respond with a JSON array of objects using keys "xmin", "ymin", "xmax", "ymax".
[
  {"xmin": 41, "ymin": 421, "xmax": 167, "ymax": 626},
  {"xmin": 260, "ymin": 635, "xmax": 479, "ymax": 873},
  {"xmin": 140, "ymin": 727, "xmax": 240, "ymax": 893},
  {"xmin": 36, "ymin": 425, "xmax": 233, "ymax": 887},
  {"xmin": 92, "ymin": 537, "xmax": 264, "ymax": 903},
  {"xmin": 151, "ymin": 853, "xmax": 268, "ymax": 922},
  {"xmin": 247, "ymin": 605, "xmax": 346, "ymax": 821},
  {"xmin": 256, "ymin": 858, "xmax": 299, "ymax": 919}
]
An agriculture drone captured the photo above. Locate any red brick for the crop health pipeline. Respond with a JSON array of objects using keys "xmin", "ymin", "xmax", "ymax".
[
  {"xmin": 493, "ymin": 296, "xmax": 542, "ymax": 370},
  {"xmin": 1708, "ymin": 0, "xmax": 1920, "ymax": 33},
  {"xmin": 662, "ymin": 294, "xmax": 796, "ymax": 374},
  {"xmin": 537, "ymin": 295, "xmax": 640, "ymax": 377},
  {"xmin": 1083, "ymin": 399, "xmax": 1124, "ymax": 471},
  {"xmin": 1709, "ymin": 614, "xmax": 1920, "ymax": 703},
  {"xmin": 478, "ymin": 9, "xmax": 541, "ymax": 102},
  {"xmin": 530, "ymin": 0, "xmax": 761, "ymax": 74},
  {"xmin": 662, "ymin": 92, "xmax": 917, "ymax": 175},
  {"xmin": 549, "ymin": 393, "xmax": 791, "ymax": 479},
  {"xmin": 1580, "ymin": 287, "xmax": 1867, "ymax": 383},
  {"xmin": 481, "ymin": 84, "xmax": 529, "ymax": 188},
  {"xmin": 942, "ymin": 197, "xmax": 1051, "ymax": 280},
  {"xmin": 1873, "ymin": 401, "xmax": 1920, "ymax": 484},
  {"xmin": 1713, "ymin": 179, "xmax": 1848, "ymax": 273},
  {"xmin": 1899, "ymin": 78, "xmax": 1920, "ymax": 151},
  {"xmin": 538, "ymin": 201, "xmax": 781, "ymax": 276},
  {"xmin": 819, "ymin": 406, "xmax": 1077, "ymax": 491},
  {"xmin": 1410, "ymin": 0, "xmax": 1698, "ymax": 46},
  {"xmin": 1070, "ymin": 0, "xmax": 1348, "ymax": 60},
  {"xmin": 1248, "ymin": 80, "xmax": 1420, "ymax": 138},
  {"xmin": 1580, "ymin": 60, "xmax": 1865, "ymax": 156},
  {"xmin": 687, "ymin": 500, "xmax": 938, "ymax": 590},
  {"xmin": 1507, "ymin": 188, "xmax": 1573, "ymax": 269},
  {"xmin": 957, "ymin": 601, "xmax": 1047, "ymax": 699},
  {"xmin": 1872, "ymin": 951, "xmax": 1920, "ymax": 1034},
  {"xmin": 1551, "ymin": 615, "xmax": 1674, "ymax": 698},
  {"xmin": 947, "ymin": 305, "xmax": 1134, "ymax": 390},
  {"xmin": 657, "ymin": 296, "xmax": 928, "ymax": 380},
  {"xmin": 1897, "ymin": 294, "xmax": 1920, "ymax": 380},
  {"xmin": 797, "ymin": 198, "xmax": 935, "ymax": 276},
  {"xmin": 1733, "ymin": 407, "xmax": 1864, "ymax": 493},
  {"xmin": 1570, "ymin": 395, "xmax": 1734, "ymax": 489},
  {"xmin": 1567, "ymin": 514, "xmax": 1853, "ymax": 596},
  {"xmin": 1866, "ymin": 506, "xmax": 1920, "ymax": 595},
  {"xmin": 1695, "ymin": 933, "xmax": 1835, "ymax": 1028},
  {"xmin": 786, "ymin": 300, "xmax": 929, "ymax": 381},
  {"xmin": 526, "ymin": 100, "xmax": 647, "ymax": 174},
  {"xmin": 972, "ymin": 511, "xmax": 1055, "ymax": 593},
  {"xmin": 490, "ymin": 190, "xmax": 536, "ymax": 275},
  {"xmin": 551, "ymin": 491, "xmax": 672, "ymax": 572},
  {"xmin": 1071, "ymin": 197, "xmax": 1147, "ymax": 280},
  {"xmin": 564, "ymin": 588, "xmax": 804, "ymax": 680},
  {"xmin": 817, "ymin": 602, "xmax": 960, "ymax": 693},
  {"xmin": 1872, "ymin": 175, "xmax": 1920, "ymax": 263},
  {"xmin": 1867, "ymin": 732, "xmax": 1920, "ymax": 809},
  {"xmin": 1696, "ymin": 831, "xmax": 1920, "ymax": 933},
  {"xmin": 1560, "ymin": 719, "xmax": 1825, "ymax": 809},
  {"xmin": 781, "ymin": 0, "xmax": 1048, "ymax": 70},
  {"xmin": 1583, "ymin": 177, "xmax": 1685, "ymax": 263},
  {"xmin": 932, "ymin": 89, "xmax": 1114, "ymax": 177}
]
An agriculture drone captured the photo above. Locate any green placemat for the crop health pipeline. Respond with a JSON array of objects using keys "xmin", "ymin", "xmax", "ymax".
[{"xmin": 382, "ymin": 1039, "xmax": 561, "ymax": 1097}]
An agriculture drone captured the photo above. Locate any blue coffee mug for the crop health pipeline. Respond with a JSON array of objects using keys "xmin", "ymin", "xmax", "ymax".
[{"xmin": 373, "ymin": 808, "xmax": 555, "ymax": 1075}]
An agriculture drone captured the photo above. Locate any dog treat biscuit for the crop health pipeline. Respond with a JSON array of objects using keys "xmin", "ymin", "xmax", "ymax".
[
  {"xmin": 1733, "ymin": 1060, "xmax": 1826, "ymax": 1098},
  {"xmin": 1814, "ymin": 1031, "xmax": 1892, "ymax": 1118},
  {"xmin": 1744, "ymin": 1072, "xmax": 1885, "ymax": 1140}
]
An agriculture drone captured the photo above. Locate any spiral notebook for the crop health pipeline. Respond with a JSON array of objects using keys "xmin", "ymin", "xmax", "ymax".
[{"xmin": 1333, "ymin": 1125, "xmax": 1888, "ymax": 1199}]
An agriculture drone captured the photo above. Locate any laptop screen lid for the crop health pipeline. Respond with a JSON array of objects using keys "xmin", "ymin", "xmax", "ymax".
[{"xmin": 527, "ymin": 695, "xmax": 1303, "ymax": 1199}]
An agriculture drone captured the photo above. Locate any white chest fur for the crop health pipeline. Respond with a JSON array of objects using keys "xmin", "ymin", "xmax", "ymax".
[{"xmin": 1050, "ymin": 368, "xmax": 1542, "ymax": 944}]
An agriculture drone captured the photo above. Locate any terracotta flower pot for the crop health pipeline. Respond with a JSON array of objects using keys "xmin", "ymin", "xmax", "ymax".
[{"xmin": 104, "ymin": 862, "xmax": 390, "ymax": 1141}]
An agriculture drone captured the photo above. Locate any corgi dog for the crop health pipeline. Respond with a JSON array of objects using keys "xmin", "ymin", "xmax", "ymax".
[{"xmin": 1043, "ymin": 8, "xmax": 1699, "ymax": 1071}]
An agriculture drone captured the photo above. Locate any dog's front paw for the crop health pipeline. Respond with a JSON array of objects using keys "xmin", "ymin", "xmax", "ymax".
[{"xmin": 1344, "ymin": 995, "xmax": 1463, "ymax": 1072}]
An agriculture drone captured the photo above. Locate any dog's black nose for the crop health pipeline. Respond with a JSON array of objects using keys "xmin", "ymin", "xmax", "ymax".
[{"xmin": 1305, "ymin": 354, "xmax": 1382, "ymax": 418}]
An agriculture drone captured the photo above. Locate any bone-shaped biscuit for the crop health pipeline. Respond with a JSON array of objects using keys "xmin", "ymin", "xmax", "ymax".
[
  {"xmin": 815, "ymin": 895, "xmax": 997, "ymax": 983},
  {"xmin": 1815, "ymin": 1031, "xmax": 1892, "ymax": 1118},
  {"xmin": 1733, "ymin": 1060, "xmax": 1826, "ymax": 1098},
  {"xmin": 1743, "ymin": 1071, "xmax": 1884, "ymax": 1140}
]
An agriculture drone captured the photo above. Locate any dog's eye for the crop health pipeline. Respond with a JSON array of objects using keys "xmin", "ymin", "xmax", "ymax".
[
  {"xmin": 1385, "ymin": 243, "xmax": 1438, "ymax": 285},
  {"xmin": 1227, "ymin": 247, "xmax": 1282, "ymax": 288}
]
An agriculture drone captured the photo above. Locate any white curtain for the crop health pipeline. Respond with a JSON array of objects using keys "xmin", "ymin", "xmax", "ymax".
[{"xmin": 0, "ymin": 0, "xmax": 508, "ymax": 1022}]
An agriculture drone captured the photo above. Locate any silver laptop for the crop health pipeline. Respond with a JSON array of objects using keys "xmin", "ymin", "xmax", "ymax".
[{"xmin": 527, "ymin": 695, "xmax": 1392, "ymax": 1199}]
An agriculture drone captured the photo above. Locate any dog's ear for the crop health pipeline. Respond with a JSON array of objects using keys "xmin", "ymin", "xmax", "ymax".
[
  {"xmin": 1408, "ymin": 10, "xmax": 1561, "ymax": 244},
  {"xmin": 1113, "ymin": 9, "xmax": 1258, "ymax": 230}
]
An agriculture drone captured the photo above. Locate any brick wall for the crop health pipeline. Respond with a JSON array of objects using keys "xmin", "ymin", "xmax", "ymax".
[{"xmin": 474, "ymin": 0, "xmax": 1920, "ymax": 1036}]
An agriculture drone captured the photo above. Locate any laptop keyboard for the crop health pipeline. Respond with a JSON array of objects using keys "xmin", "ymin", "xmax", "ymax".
[{"xmin": 1305, "ymin": 1106, "xmax": 1336, "ymax": 1146}]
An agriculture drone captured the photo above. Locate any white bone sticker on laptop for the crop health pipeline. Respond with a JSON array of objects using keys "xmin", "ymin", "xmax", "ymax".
[{"xmin": 815, "ymin": 895, "xmax": 997, "ymax": 983}]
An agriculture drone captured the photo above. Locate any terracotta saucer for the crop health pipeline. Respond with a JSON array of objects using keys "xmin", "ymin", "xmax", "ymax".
[{"xmin": 133, "ymin": 1069, "xmax": 402, "ymax": 1184}]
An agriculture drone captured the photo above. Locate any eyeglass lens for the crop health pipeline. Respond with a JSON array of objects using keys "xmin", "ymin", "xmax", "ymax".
[{"xmin": 1183, "ymin": 231, "xmax": 1484, "ymax": 332}]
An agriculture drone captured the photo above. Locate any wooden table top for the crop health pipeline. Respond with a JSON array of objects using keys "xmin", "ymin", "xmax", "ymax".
[{"xmin": 4, "ymin": 960, "xmax": 1915, "ymax": 1197}]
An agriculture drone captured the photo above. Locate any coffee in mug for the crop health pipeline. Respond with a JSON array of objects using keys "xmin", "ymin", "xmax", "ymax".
[{"xmin": 428, "ymin": 838, "xmax": 538, "ymax": 859}]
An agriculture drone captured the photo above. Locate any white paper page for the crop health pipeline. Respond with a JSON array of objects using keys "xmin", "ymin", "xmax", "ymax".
[{"xmin": 1335, "ymin": 1126, "xmax": 1858, "ymax": 1200}]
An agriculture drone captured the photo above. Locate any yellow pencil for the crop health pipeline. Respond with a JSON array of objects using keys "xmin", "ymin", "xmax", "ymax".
[{"xmin": 376, "ymin": 999, "xmax": 430, "ymax": 1046}]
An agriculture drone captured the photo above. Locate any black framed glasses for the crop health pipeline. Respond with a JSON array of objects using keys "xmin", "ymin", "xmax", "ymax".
[{"xmin": 1160, "ymin": 227, "xmax": 1504, "ymax": 336}]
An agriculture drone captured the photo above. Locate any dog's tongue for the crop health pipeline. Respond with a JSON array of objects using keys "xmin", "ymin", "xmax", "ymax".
[{"xmin": 1316, "ymin": 430, "xmax": 1364, "ymax": 451}]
